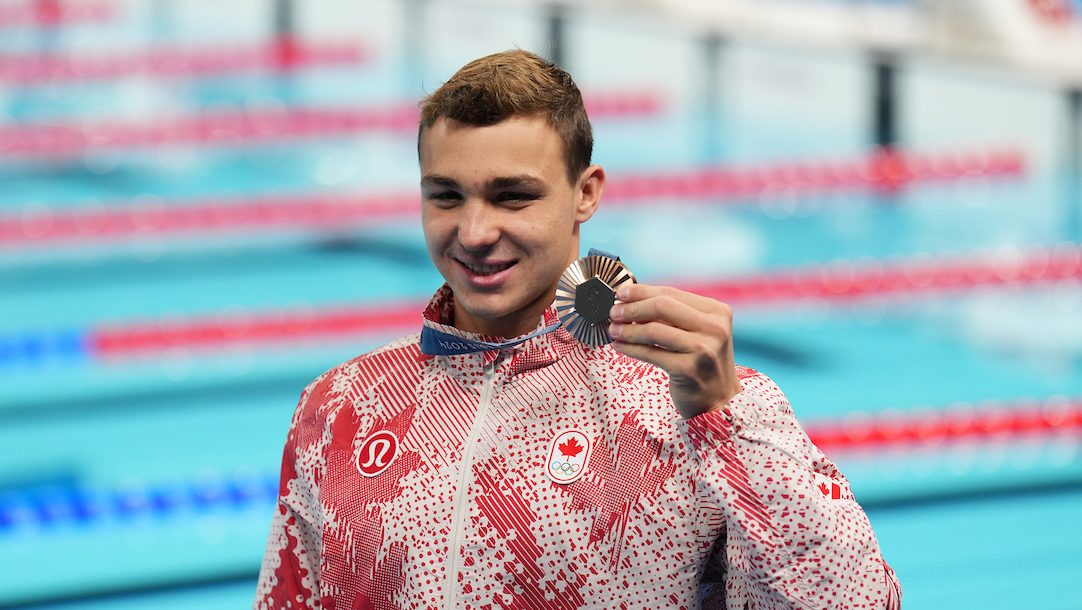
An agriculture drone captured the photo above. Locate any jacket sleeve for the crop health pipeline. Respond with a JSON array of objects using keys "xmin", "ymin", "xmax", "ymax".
[
  {"xmin": 678, "ymin": 370, "xmax": 901, "ymax": 610},
  {"xmin": 254, "ymin": 383, "xmax": 326, "ymax": 610}
]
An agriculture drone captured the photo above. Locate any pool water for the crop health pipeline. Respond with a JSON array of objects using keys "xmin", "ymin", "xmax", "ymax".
[{"xmin": 1, "ymin": 1, "xmax": 1080, "ymax": 608}]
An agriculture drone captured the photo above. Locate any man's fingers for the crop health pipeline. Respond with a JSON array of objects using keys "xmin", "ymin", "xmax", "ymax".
[
  {"xmin": 608, "ymin": 320, "xmax": 699, "ymax": 353},
  {"xmin": 617, "ymin": 283, "xmax": 727, "ymax": 316},
  {"xmin": 612, "ymin": 338, "xmax": 732, "ymax": 394},
  {"xmin": 609, "ymin": 283, "xmax": 743, "ymax": 419},
  {"xmin": 610, "ymin": 340, "xmax": 684, "ymax": 372},
  {"xmin": 611, "ymin": 292, "xmax": 731, "ymax": 338}
]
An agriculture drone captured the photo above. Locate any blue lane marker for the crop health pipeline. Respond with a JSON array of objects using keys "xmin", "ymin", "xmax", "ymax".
[
  {"xmin": 0, "ymin": 493, "xmax": 36, "ymax": 533},
  {"xmin": 33, "ymin": 489, "xmax": 74, "ymax": 525},
  {"xmin": 113, "ymin": 484, "xmax": 152, "ymax": 516},
  {"xmin": 149, "ymin": 484, "xmax": 187, "ymax": 514},
  {"xmin": 0, "ymin": 496, "xmax": 17, "ymax": 532},
  {"xmin": 0, "ymin": 471, "xmax": 281, "ymax": 534},
  {"xmin": 190, "ymin": 476, "xmax": 228, "ymax": 507},
  {"xmin": 71, "ymin": 489, "xmax": 107, "ymax": 523},
  {"xmin": 0, "ymin": 329, "xmax": 90, "ymax": 368}
]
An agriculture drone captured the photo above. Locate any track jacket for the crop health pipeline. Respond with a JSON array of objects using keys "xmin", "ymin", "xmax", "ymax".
[{"xmin": 255, "ymin": 286, "xmax": 901, "ymax": 609}]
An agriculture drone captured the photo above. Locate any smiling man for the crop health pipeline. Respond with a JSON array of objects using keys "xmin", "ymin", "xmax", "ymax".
[
  {"xmin": 420, "ymin": 112, "xmax": 595, "ymax": 339},
  {"xmin": 255, "ymin": 50, "xmax": 901, "ymax": 609}
]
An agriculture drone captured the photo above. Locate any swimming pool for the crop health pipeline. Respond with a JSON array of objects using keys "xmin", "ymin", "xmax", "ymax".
[{"xmin": 1, "ymin": 1, "xmax": 1080, "ymax": 608}]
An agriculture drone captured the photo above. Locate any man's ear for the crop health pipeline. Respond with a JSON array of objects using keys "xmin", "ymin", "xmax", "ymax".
[{"xmin": 574, "ymin": 165, "xmax": 605, "ymax": 223}]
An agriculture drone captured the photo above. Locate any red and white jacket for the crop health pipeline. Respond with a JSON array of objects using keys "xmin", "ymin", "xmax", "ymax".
[{"xmin": 255, "ymin": 286, "xmax": 901, "ymax": 609}]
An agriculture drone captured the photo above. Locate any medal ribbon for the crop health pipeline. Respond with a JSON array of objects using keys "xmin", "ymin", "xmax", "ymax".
[
  {"xmin": 419, "ymin": 321, "xmax": 560, "ymax": 356},
  {"xmin": 419, "ymin": 248, "xmax": 619, "ymax": 356}
]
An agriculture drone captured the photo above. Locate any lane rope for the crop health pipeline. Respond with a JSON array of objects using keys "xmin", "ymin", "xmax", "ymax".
[
  {"xmin": 1, "ymin": 396, "xmax": 1077, "ymax": 533},
  {"xmin": 0, "ymin": 37, "xmax": 367, "ymax": 83},
  {"xmin": 0, "ymin": 0, "xmax": 113, "ymax": 28},
  {"xmin": 0, "ymin": 244, "xmax": 1078, "ymax": 366},
  {"xmin": 0, "ymin": 148, "xmax": 1024, "ymax": 246},
  {"xmin": 0, "ymin": 91, "xmax": 663, "ymax": 159},
  {"xmin": 805, "ymin": 396, "xmax": 1082, "ymax": 450}
]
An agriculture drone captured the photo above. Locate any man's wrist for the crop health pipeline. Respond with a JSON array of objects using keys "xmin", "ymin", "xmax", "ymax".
[{"xmin": 680, "ymin": 382, "xmax": 744, "ymax": 420}]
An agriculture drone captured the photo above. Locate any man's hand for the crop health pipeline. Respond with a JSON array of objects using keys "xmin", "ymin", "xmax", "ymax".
[{"xmin": 608, "ymin": 283, "xmax": 743, "ymax": 419}]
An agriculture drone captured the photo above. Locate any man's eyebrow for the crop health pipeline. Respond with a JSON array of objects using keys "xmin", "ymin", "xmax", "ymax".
[
  {"xmin": 421, "ymin": 175, "xmax": 459, "ymax": 188},
  {"xmin": 487, "ymin": 175, "xmax": 546, "ymax": 190},
  {"xmin": 420, "ymin": 175, "xmax": 547, "ymax": 190}
]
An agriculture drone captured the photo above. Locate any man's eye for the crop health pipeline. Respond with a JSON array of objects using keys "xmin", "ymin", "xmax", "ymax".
[
  {"xmin": 497, "ymin": 192, "xmax": 538, "ymax": 204},
  {"xmin": 428, "ymin": 192, "xmax": 462, "ymax": 203}
]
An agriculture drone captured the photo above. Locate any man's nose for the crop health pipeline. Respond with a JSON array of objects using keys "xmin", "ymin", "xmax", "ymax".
[{"xmin": 457, "ymin": 200, "xmax": 499, "ymax": 250}]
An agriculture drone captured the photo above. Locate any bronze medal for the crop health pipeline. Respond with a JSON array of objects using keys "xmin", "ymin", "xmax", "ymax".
[{"xmin": 555, "ymin": 254, "xmax": 636, "ymax": 346}]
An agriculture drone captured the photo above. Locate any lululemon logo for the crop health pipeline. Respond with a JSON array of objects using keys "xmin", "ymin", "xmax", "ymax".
[
  {"xmin": 546, "ymin": 430, "xmax": 591, "ymax": 485},
  {"xmin": 357, "ymin": 430, "xmax": 399, "ymax": 477}
]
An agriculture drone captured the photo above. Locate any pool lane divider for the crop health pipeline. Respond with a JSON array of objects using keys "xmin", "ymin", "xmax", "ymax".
[
  {"xmin": 90, "ymin": 301, "xmax": 421, "ymax": 355},
  {"xmin": 0, "ymin": 148, "xmax": 1025, "ymax": 246},
  {"xmin": 0, "ymin": 91, "xmax": 663, "ymax": 159},
  {"xmin": 1, "ymin": 397, "xmax": 1078, "ymax": 533},
  {"xmin": 0, "ymin": 0, "xmax": 113, "ymax": 28},
  {"xmin": 604, "ymin": 147, "xmax": 1023, "ymax": 199},
  {"xmin": 0, "ymin": 192, "xmax": 416, "ymax": 245},
  {"xmin": 0, "ymin": 328, "xmax": 86, "ymax": 365},
  {"xmin": 679, "ymin": 243, "xmax": 1082, "ymax": 303},
  {"xmin": 804, "ymin": 397, "xmax": 1082, "ymax": 450},
  {"xmin": 0, "ymin": 470, "xmax": 279, "ymax": 533},
  {"xmin": 0, "ymin": 37, "xmax": 368, "ymax": 84},
  {"xmin": 0, "ymin": 301, "xmax": 418, "ymax": 366},
  {"xmin": 0, "ymin": 244, "xmax": 1078, "ymax": 367}
]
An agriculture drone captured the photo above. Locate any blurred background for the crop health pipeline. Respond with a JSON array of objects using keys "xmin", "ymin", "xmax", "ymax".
[{"xmin": 1, "ymin": 0, "xmax": 1081, "ymax": 608}]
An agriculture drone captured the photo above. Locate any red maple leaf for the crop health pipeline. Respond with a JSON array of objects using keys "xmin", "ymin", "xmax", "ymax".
[
  {"xmin": 818, "ymin": 482, "xmax": 830, "ymax": 496},
  {"xmin": 559, "ymin": 437, "xmax": 584, "ymax": 458}
]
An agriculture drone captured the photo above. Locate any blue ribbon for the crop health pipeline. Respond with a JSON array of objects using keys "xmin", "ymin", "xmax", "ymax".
[
  {"xmin": 586, "ymin": 247, "xmax": 619, "ymax": 260},
  {"xmin": 419, "ymin": 248, "xmax": 619, "ymax": 356},
  {"xmin": 420, "ymin": 322, "xmax": 561, "ymax": 356}
]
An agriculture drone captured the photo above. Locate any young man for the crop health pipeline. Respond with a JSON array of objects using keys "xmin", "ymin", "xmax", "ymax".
[{"xmin": 255, "ymin": 50, "xmax": 901, "ymax": 609}]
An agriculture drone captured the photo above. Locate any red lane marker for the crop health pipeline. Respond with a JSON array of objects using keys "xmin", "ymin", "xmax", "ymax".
[
  {"xmin": 0, "ymin": 193, "xmax": 419, "ymax": 244},
  {"xmin": 0, "ymin": 107, "xmax": 418, "ymax": 158},
  {"xmin": 0, "ymin": 0, "xmax": 112, "ymax": 27},
  {"xmin": 0, "ymin": 37, "xmax": 368, "ymax": 84},
  {"xmin": 805, "ymin": 398, "xmax": 1082, "ymax": 450},
  {"xmin": 0, "ymin": 148, "xmax": 1024, "ymax": 246},
  {"xmin": 682, "ymin": 245, "xmax": 1082, "ymax": 304},
  {"xmin": 89, "ymin": 302, "xmax": 423, "ymax": 355},
  {"xmin": 85, "ymin": 245, "xmax": 1082, "ymax": 357},
  {"xmin": 604, "ymin": 148, "xmax": 1024, "ymax": 201},
  {"xmin": 0, "ymin": 91, "xmax": 662, "ymax": 159}
]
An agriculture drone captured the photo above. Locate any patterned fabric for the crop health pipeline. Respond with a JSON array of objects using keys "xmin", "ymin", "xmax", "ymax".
[{"xmin": 254, "ymin": 286, "xmax": 902, "ymax": 609}]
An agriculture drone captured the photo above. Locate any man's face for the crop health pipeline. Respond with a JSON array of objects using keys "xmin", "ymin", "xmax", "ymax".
[{"xmin": 419, "ymin": 114, "xmax": 603, "ymax": 337}]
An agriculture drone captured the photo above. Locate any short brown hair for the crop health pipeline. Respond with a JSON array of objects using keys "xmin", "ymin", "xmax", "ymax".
[{"xmin": 418, "ymin": 49, "xmax": 593, "ymax": 184}]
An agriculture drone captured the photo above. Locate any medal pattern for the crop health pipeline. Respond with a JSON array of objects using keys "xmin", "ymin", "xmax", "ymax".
[{"xmin": 555, "ymin": 255, "xmax": 636, "ymax": 346}]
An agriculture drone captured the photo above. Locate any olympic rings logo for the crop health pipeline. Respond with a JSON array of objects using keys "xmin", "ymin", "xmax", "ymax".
[
  {"xmin": 550, "ymin": 461, "xmax": 581, "ymax": 475},
  {"xmin": 546, "ymin": 429, "xmax": 591, "ymax": 485}
]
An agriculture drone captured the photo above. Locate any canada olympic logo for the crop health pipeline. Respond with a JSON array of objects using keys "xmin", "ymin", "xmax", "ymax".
[
  {"xmin": 551, "ymin": 461, "xmax": 582, "ymax": 476},
  {"xmin": 546, "ymin": 429, "xmax": 591, "ymax": 485},
  {"xmin": 356, "ymin": 430, "xmax": 399, "ymax": 477}
]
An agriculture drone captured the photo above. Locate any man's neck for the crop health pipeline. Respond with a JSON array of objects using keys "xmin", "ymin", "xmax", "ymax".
[{"xmin": 453, "ymin": 291, "xmax": 556, "ymax": 339}]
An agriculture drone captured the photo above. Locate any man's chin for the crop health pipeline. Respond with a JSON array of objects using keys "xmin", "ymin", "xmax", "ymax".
[
  {"xmin": 451, "ymin": 292, "xmax": 541, "ymax": 336},
  {"xmin": 454, "ymin": 296, "xmax": 514, "ymax": 325}
]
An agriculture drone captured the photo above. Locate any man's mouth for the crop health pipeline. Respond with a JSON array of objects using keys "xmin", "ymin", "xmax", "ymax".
[{"xmin": 457, "ymin": 259, "xmax": 516, "ymax": 276}]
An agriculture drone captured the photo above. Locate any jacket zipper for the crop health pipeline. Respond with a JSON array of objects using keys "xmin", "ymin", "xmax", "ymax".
[{"xmin": 445, "ymin": 360, "xmax": 496, "ymax": 609}]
